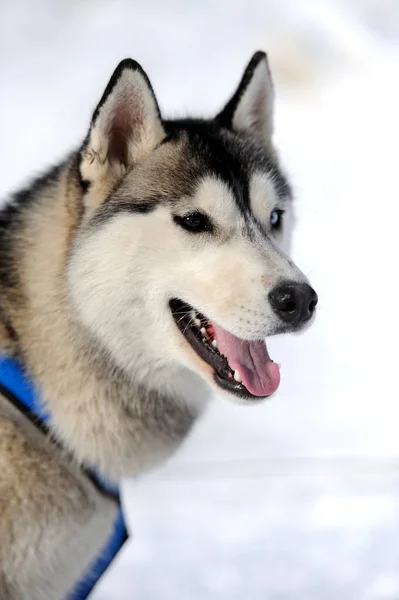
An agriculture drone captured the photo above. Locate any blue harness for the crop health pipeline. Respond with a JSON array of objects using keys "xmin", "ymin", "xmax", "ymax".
[{"xmin": 0, "ymin": 356, "xmax": 128, "ymax": 600}]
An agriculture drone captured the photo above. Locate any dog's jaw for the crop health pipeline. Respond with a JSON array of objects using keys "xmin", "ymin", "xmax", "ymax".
[{"xmin": 169, "ymin": 298, "xmax": 281, "ymax": 403}]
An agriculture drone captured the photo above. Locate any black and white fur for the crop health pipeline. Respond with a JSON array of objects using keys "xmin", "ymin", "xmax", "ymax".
[{"xmin": 0, "ymin": 52, "xmax": 317, "ymax": 598}]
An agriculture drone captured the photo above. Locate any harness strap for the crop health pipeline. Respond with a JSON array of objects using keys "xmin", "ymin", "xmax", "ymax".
[{"xmin": 0, "ymin": 356, "xmax": 128, "ymax": 600}]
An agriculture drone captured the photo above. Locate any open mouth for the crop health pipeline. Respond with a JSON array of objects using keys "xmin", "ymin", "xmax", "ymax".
[{"xmin": 169, "ymin": 298, "xmax": 280, "ymax": 400}]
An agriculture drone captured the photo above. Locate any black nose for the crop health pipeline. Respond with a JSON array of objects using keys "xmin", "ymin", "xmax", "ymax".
[{"xmin": 269, "ymin": 282, "xmax": 318, "ymax": 327}]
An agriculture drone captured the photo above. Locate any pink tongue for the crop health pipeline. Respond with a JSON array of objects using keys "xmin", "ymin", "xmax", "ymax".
[{"xmin": 212, "ymin": 323, "xmax": 280, "ymax": 397}]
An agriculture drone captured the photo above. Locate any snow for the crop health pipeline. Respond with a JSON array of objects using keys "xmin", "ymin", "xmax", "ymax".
[{"xmin": 1, "ymin": 1, "xmax": 399, "ymax": 598}]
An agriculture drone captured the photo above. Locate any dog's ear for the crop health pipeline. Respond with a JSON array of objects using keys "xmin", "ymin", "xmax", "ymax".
[
  {"xmin": 216, "ymin": 52, "xmax": 274, "ymax": 146},
  {"xmin": 80, "ymin": 59, "xmax": 165, "ymax": 191}
]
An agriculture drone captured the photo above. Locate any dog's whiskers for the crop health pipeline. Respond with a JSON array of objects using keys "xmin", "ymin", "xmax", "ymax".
[{"xmin": 182, "ymin": 317, "xmax": 197, "ymax": 336}]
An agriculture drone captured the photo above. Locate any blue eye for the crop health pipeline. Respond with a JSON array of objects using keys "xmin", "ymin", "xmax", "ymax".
[{"xmin": 270, "ymin": 209, "xmax": 284, "ymax": 229}]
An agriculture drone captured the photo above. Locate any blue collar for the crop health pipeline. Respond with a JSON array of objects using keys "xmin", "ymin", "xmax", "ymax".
[{"xmin": 0, "ymin": 356, "xmax": 128, "ymax": 600}]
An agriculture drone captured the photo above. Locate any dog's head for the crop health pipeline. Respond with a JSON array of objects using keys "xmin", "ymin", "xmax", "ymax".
[{"xmin": 68, "ymin": 53, "xmax": 317, "ymax": 403}]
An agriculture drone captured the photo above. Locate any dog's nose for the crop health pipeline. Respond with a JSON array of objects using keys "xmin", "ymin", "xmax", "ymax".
[{"xmin": 269, "ymin": 282, "xmax": 318, "ymax": 326}]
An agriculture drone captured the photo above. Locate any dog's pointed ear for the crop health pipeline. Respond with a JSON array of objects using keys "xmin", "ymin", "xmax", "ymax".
[
  {"xmin": 216, "ymin": 51, "xmax": 274, "ymax": 145},
  {"xmin": 80, "ymin": 59, "xmax": 165, "ymax": 187}
]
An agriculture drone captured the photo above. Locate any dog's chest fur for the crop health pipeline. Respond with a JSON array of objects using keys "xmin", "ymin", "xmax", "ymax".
[{"xmin": 0, "ymin": 391, "xmax": 118, "ymax": 600}]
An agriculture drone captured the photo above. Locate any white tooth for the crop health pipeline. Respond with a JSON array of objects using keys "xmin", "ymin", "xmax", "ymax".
[
  {"xmin": 211, "ymin": 339, "xmax": 218, "ymax": 349},
  {"xmin": 194, "ymin": 318, "xmax": 201, "ymax": 329},
  {"xmin": 234, "ymin": 370, "xmax": 242, "ymax": 383},
  {"xmin": 200, "ymin": 327, "xmax": 208, "ymax": 339}
]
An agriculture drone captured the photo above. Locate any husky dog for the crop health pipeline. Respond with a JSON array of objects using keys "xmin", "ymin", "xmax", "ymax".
[{"xmin": 0, "ymin": 52, "xmax": 317, "ymax": 598}]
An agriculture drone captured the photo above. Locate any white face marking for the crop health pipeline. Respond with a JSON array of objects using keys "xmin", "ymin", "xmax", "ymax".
[
  {"xmin": 249, "ymin": 172, "xmax": 279, "ymax": 227},
  {"xmin": 249, "ymin": 171, "xmax": 294, "ymax": 254},
  {"xmin": 68, "ymin": 173, "xmax": 304, "ymax": 398},
  {"xmin": 178, "ymin": 176, "xmax": 241, "ymax": 236}
]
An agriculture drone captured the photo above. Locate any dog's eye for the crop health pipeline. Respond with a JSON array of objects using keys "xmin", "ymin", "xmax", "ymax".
[
  {"xmin": 174, "ymin": 212, "xmax": 213, "ymax": 233},
  {"xmin": 270, "ymin": 209, "xmax": 284, "ymax": 230}
]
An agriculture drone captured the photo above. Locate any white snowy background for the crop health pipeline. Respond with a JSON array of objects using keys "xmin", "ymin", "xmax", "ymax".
[{"xmin": 1, "ymin": 1, "xmax": 399, "ymax": 598}]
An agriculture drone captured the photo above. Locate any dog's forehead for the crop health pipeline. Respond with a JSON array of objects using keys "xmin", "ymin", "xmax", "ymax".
[
  {"xmin": 187, "ymin": 172, "xmax": 277, "ymax": 227},
  {"xmin": 114, "ymin": 123, "xmax": 290, "ymax": 222},
  {"xmin": 173, "ymin": 125, "xmax": 291, "ymax": 217},
  {"xmin": 118, "ymin": 139, "xmax": 197, "ymax": 201},
  {"xmin": 188, "ymin": 176, "xmax": 240, "ymax": 223}
]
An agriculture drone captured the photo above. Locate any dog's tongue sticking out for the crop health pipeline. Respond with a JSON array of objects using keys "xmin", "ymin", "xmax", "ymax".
[{"xmin": 211, "ymin": 323, "xmax": 280, "ymax": 396}]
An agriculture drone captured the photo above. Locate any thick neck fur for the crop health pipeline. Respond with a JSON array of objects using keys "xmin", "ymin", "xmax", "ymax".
[{"xmin": 0, "ymin": 156, "xmax": 207, "ymax": 481}]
